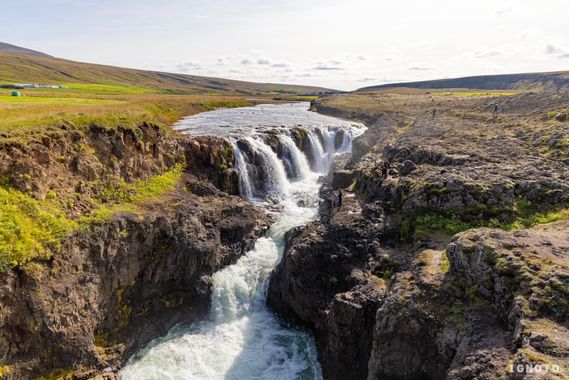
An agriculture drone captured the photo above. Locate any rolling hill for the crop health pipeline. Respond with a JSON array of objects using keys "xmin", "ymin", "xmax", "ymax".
[
  {"xmin": 0, "ymin": 42, "xmax": 52, "ymax": 57},
  {"xmin": 0, "ymin": 42, "xmax": 334, "ymax": 95},
  {"xmin": 357, "ymin": 71, "xmax": 569, "ymax": 92}
]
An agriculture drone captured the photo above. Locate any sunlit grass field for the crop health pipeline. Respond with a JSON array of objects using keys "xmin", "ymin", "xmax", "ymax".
[
  {"xmin": 0, "ymin": 95, "xmax": 126, "ymax": 104},
  {"xmin": 0, "ymin": 87, "xmax": 255, "ymax": 143}
]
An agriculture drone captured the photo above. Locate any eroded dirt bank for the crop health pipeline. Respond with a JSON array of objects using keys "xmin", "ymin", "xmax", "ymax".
[{"xmin": 268, "ymin": 90, "xmax": 569, "ymax": 379}]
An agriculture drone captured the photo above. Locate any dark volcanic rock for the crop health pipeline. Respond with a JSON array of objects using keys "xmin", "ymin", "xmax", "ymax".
[
  {"xmin": 271, "ymin": 93, "xmax": 569, "ymax": 380},
  {"xmin": 0, "ymin": 125, "xmax": 268, "ymax": 379},
  {"xmin": 0, "ymin": 179, "xmax": 268, "ymax": 378},
  {"xmin": 332, "ymin": 169, "xmax": 355, "ymax": 189},
  {"xmin": 268, "ymin": 192, "xmax": 395, "ymax": 380}
]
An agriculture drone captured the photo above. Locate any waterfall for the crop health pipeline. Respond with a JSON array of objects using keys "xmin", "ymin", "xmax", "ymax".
[
  {"xmin": 231, "ymin": 126, "xmax": 354, "ymax": 199},
  {"xmin": 278, "ymin": 134, "xmax": 311, "ymax": 180},
  {"xmin": 318, "ymin": 127, "xmax": 336, "ymax": 155},
  {"xmin": 121, "ymin": 103, "xmax": 367, "ymax": 380},
  {"xmin": 247, "ymin": 137, "xmax": 289, "ymax": 196},
  {"xmin": 306, "ymin": 129, "xmax": 328, "ymax": 173},
  {"xmin": 233, "ymin": 144, "xmax": 253, "ymax": 199},
  {"xmin": 232, "ymin": 137, "xmax": 289, "ymax": 199},
  {"xmin": 338, "ymin": 130, "xmax": 352, "ymax": 153}
]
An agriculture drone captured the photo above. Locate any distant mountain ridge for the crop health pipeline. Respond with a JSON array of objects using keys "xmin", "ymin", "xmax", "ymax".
[
  {"xmin": 0, "ymin": 42, "xmax": 52, "ymax": 57},
  {"xmin": 357, "ymin": 71, "xmax": 569, "ymax": 92},
  {"xmin": 0, "ymin": 42, "xmax": 334, "ymax": 95}
]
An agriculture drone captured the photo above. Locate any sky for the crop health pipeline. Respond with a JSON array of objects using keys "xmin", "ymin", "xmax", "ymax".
[{"xmin": 2, "ymin": 0, "xmax": 569, "ymax": 91}]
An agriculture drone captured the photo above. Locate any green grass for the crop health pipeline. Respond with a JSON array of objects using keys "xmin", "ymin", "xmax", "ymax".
[
  {"xmin": 441, "ymin": 251, "xmax": 451, "ymax": 273},
  {"xmin": 0, "ymin": 164, "xmax": 184, "ymax": 270},
  {"xmin": 416, "ymin": 214, "xmax": 476, "ymax": 235},
  {"xmin": 508, "ymin": 198, "xmax": 569, "ymax": 229},
  {"xmin": 62, "ymin": 83, "xmax": 156, "ymax": 94},
  {"xmin": 80, "ymin": 163, "xmax": 184, "ymax": 224},
  {"xmin": 447, "ymin": 304, "xmax": 469, "ymax": 330},
  {"xmin": 0, "ymin": 50, "xmax": 331, "ymax": 96},
  {"xmin": 0, "ymin": 185, "xmax": 76, "ymax": 270},
  {"xmin": 0, "ymin": 94, "xmax": 252, "ymax": 143},
  {"xmin": 0, "ymin": 95, "xmax": 126, "ymax": 105},
  {"xmin": 415, "ymin": 198, "xmax": 569, "ymax": 236}
]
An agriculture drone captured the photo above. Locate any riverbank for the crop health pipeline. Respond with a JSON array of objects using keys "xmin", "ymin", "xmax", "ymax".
[{"xmin": 268, "ymin": 90, "xmax": 569, "ymax": 379}]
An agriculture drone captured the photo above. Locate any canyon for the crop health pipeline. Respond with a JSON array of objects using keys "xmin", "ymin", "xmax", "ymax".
[{"xmin": 0, "ymin": 91, "xmax": 567, "ymax": 380}]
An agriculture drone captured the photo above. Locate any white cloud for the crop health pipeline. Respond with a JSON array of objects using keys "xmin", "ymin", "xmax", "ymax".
[
  {"xmin": 30, "ymin": 0, "xmax": 569, "ymax": 90},
  {"xmin": 313, "ymin": 65, "xmax": 343, "ymax": 71},
  {"xmin": 474, "ymin": 50, "xmax": 501, "ymax": 58},
  {"xmin": 545, "ymin": 45, "xmax": 562, "ymax": 55},
  {"xmin": 409, "ymin": 65, "xmax": 434, "ymax": 71}
]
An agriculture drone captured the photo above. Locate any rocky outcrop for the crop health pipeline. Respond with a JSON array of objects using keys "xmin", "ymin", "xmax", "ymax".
[
  {"xmin": 268, "ymin": 190, "xmax": 403, "ymax": 380},
  {"xmin": 0, "ymin": 122, "xmax": 269, "ymax": 378},
  {"xmin": 0, "ymin": 174, "xmax": 268, "ymax": 379},
  {"xmin": 269, "ymin": 92, "xmax": 569, "ymax": 380},
  {"xmin": 0, "ymin": 124, "xmax": 182, "ymax": 202}
]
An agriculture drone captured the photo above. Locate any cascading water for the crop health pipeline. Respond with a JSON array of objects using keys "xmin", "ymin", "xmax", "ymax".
[
  {"xmin": 233, "ymin": 146, "xmax": 253, "ymax": 199},
  {"xmin": 120, "ymin": 102, "xmax": 365, "ymax": 380},
  {"xmin": 305, "ymin": 129, "xmax": 328, "ymax": 174},
  {"xmin": 318, "ymin": 127, "xmax": 336, "ymax": 156},
  {"xmin": 277, "ymin": 134, "xmax": 311, "ymax": 181},
  {"xmin": 241, "ymin": 136, "xmax": 290, "ymax": 197}
]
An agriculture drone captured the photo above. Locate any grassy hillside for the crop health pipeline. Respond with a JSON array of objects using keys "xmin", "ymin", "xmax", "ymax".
[
  {"xmin": 0, "ymin": 42, "xmax": 336, "ymax": 143},
  {"xmin": 0, "ymin": 46, "xmax": 333, "ymax": 96},
  {"xmin": 358, "ymin": 71, "xmax": 569, "ymax": 92}
]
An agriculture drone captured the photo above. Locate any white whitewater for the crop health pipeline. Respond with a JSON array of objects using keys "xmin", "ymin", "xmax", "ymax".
[
  {"xmin": 246, "ymin": 136, "xmax": 290, "ymax": 197},
  {"xmin": 121, "ymin": 103, "xmax": 365, "ymax": 380},
  {"xmin": 278, "ymin": 134, "xmax": 311, "ymax": 180},
  {"xmin": 306, "ymin": 129, "xmax": 328, "ymax": 173},
  {"xmin": 233, "ymin": 146, "xmax": 253, "ymax": 199}
]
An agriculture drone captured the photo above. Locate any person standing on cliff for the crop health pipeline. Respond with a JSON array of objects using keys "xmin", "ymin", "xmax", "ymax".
[
  {"xmin": 338, "ymin": 189, "xmax": 343, "ymax": 208},
  {"xmin": 492, "ymin": 103, "xmax": 500, "ymax": 123},
  {"xmin": 333, "ymin": 191, "xmax": 340, "ymax": 209},
  {"xmin": 432, "ymin": 108, "xmax": 437, "ymax": 119}
]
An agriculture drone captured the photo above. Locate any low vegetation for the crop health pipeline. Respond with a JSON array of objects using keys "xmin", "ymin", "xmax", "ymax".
[
  {"xmin": 0, "ymin": 90, "xmax": 253, "ymax": 143},
  {"xmin": 0, "ymin": 184, "xmax": 76, "ymax": 270},
  {"xmin": 0, "ymin": 164, "xmax": 184, "ymax": 270},
  {"xmin": 415, "ymin": 198, "xmax": 569, "ymax": 236}
]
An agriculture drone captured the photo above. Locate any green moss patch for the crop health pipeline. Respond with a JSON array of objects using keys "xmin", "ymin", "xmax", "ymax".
[
  {"xmin": 0, "ymin": 164, "xmax": 184, "ymax": 270},
  {"xmin": 0, "ymin": 186, "xmax": 76, "ymax": 270}
]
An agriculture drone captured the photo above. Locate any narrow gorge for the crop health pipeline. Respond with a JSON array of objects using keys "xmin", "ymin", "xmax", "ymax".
[{"xmin": 1, "ymin": 94, "xmax": 567, "ymax": 380}]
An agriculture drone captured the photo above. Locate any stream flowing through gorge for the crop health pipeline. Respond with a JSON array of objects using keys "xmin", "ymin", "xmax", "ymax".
[{"xmin": 120, "ymin": 103, "xmax": 365, "ymax": 379}]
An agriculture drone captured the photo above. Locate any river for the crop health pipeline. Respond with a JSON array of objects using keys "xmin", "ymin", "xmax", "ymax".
[{"xmin": 120, "ymin": 102, "xmax": 365, "ymax": 379}]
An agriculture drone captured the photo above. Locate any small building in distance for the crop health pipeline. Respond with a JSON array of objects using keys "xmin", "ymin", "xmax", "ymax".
[
  {"xmin": 11, "ymin": 91, "xmax": 22, "ymax": 96},
  {"xmin": 11, "ymin": 83, "xmax": 67, "ymax": 89}
]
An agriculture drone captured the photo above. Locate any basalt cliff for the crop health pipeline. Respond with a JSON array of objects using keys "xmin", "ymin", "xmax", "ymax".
[
  {"xmin": 268, "ymin": 90, "xmax": 569, "ymax": 379},
  {"xmin": 0, "ymin": 123, "xmax": 269, "ymax": 379}
]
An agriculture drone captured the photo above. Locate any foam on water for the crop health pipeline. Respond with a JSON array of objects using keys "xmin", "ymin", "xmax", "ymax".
[{"xmin": 120, "ymin": 103, "xmax": 366, "ymax": 379}]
